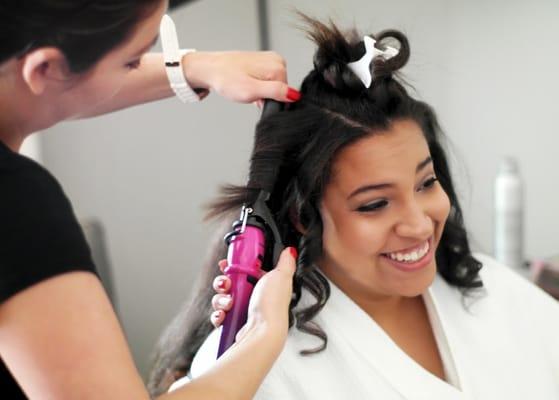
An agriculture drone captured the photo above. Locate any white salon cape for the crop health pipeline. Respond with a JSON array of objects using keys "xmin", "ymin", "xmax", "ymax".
[{"xmin": 174, "ymin": 254, "xmax": 559, "ymax": 399}]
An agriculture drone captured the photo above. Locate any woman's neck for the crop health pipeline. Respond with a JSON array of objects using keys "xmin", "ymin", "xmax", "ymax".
[
  {"xmin": 318, "ymin": 264, "xmax": 409, "ymax": 323},
  {"xmin": 0, "ymin": 116, "xmax": 25, "ymax": 153},
  {"xmin": 0, "ymin": 59, "xmax": 53, "ymax": 152},
  {"xmin": 0, "ymin": 116, "xmax": 28, "ymax": 153}
]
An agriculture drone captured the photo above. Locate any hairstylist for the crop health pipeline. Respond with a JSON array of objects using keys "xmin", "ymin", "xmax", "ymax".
[{"xmin": 0, "ymin": 1, "xmax": 298, "ymax": 399}]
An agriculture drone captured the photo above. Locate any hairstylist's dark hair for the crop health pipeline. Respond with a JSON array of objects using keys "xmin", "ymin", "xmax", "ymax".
[
  {"xmin": 148, "ymin": 15, "xmax": 482, "ymax": 396},
  {"xmin": 0, "ymin": 0, "xmax": 161, "ymax": 73}
]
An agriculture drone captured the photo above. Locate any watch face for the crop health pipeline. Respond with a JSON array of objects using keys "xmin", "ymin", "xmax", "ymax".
[{"xmin": 169, "ymin": 0, "xmax": 198, "ymax": 9}]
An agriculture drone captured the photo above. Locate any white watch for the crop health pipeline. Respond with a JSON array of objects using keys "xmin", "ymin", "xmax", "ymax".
[{"xmin": 160, "ymin": 14, "xmax": 200, "ymax": 103}]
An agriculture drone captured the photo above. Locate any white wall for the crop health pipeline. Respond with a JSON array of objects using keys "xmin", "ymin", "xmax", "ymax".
[
  {"xmin": 41, "ymin": 0, "xmax": 559, "ymax": 378},
  {"xmin": 443, "ymin": 0, "xmax": 559, "ymax": 258}
]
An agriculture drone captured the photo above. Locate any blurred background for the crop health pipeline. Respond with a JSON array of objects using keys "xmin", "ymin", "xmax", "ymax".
[{"xmin": 22, "ymin": 0, "xmax": 559, "ymax": 378}]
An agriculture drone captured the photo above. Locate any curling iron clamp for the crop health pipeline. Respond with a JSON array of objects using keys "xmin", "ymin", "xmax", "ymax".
[{"xmin": 217, "ymin": 100, "xmax": 286, "ymax": 358}]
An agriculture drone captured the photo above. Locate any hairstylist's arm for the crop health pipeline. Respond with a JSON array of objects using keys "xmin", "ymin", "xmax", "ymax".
[
  {"xmin": 0, "ymin": 248, "xmax": 295, "ymax": 400},
  {"xmin": 79, "ymin": 51, "xmax": 298, "ymax": 118}
]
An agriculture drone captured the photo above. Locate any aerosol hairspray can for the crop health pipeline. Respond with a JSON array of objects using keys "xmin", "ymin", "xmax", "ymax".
[{"xmin": 494, "ymin": 157, "xmax": 524, "ymax": 269}]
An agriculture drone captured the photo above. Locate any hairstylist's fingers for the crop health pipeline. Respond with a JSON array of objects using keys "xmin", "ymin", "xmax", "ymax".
[
  {"xmin": 218, "ymin": 259, "xmax": 227, "ymax": 273},
  {"xmin": 261, "ymin": 59, "xmax": 288, "ymax": 84},
  {"xmin": 251, "ymin": 50, "xmax": 287, "ymax": 81},
  {"xmin": 249, "ymin": 80, "xmax": 301, "ymax": 103},
  {"xmin": 212, "ymin": 294, "xmax": 233, "ymax": 312},
  {"xmin": 250, "ymin": 59, "xmax": 287, "ymax": 83},
  {"xmin": 213, "ymin": 275, "xmax": 230, "ymax": 293},
  {"xmin": 275, "ymin": 247, "xmax": 298, "ymax": 277},
  {"xmin": 210, "ymin": 310, "xmax": 225, "ymax": 328},
  {"xmin": 236, "ymin": 247, "xmax": 297, "ymax": 343},
  {"xmin": 249, "ymin": 247, "xmax": 297, "ymax": 315},
  {"xmin": 185, "ymin": 51, "xmax": 295, "ymax": 104}
]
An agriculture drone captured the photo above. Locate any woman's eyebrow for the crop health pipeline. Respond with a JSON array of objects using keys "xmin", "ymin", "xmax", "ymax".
[
  {"xmin": 348, "ymin": 182, "xmax": 392, "ymax": 199},
  {"xmin": 347, "ymin": 156, "xmax": 433, "ymax": 199},
  {"xmin": 416, "ymin": 156, "xmax": 433, "ymax": 172}
]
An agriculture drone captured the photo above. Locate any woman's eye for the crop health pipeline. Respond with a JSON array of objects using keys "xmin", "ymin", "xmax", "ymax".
[
  {"xmin": 125, "ymin": 59, "xmax": 141, "ymax": 70},
  {"xmin": 419, "ymin": 176, "xmax": 438, "ymax": 191},
  {"xmin": 357, "ymin": 200, "xmax": 388, "ymax": 213}
]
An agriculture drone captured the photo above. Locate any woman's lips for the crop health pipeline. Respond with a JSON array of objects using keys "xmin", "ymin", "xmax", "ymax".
[{"xmin": 380, "ymin": 238, "xmax": 434, "ymax": 272}]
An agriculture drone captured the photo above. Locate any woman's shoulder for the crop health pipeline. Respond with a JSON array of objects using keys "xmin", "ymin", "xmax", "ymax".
[
  {"xmin": 0, "ymin": 149, "xmax": 95, "ymax": 305},
  {"xmin": 475, "ymin": 253, "xmax": 539, "ymax": 291},
  {"xmin": 471, "ymin": 253, "xmax": 559, "ymax": 373},
  {"xmin": 473, "ymin": 252, "xmax": 559, "ymax": 313},
  {"xmin": 0, "ymin": 150, "xmax": 76, "ymax": 239},
  {"xmin": 190, "ymin": 328, "xmax": 221, "ymax": 378},
  {"xmin": 184, "ymin": 328, "xmax": 297, "ymax": 399},
  {"xmin": 189, "ymin": 324, "xmax": 315, "ymax": 376},
  {"xmin": 0, "ymin": 149, "xmax": 66, "ymax": 209}
]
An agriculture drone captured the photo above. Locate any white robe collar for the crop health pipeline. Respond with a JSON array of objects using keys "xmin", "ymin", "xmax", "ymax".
[{"xmin": 310, "ymin": 273, "xmax": 469, "ymax": 399}]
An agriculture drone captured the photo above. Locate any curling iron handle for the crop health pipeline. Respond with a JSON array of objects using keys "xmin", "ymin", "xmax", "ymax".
[
  {"xmin": 216, "ymin": 269, "xmax": 258, "ymax": 357},
  {"xmin": 261, "ymin": 99, "xmax": 284, "ymax": 119},
  {"xmin": 217, "ymin": 225, "xmax": 266, "ymax": 357}
]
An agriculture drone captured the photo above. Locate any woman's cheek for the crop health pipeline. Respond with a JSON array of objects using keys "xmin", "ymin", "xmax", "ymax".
[
  {"xmin": 348, "ymin": 215, "xmax": 391, "ymax": 254},
  {"xmin": 432, "ymin": 187, "xmax": 451, "ymax": 225}
]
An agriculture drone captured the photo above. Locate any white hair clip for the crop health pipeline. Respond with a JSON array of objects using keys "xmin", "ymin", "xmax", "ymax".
[{"xmin": 347, "ymin": 36, "xmax": 398, "ymax": 88}]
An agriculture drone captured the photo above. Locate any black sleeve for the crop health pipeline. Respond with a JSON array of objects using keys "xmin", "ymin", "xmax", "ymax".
[{"xmin": 0, "ymin": 162, "xmax": 96, "ymax": 304}]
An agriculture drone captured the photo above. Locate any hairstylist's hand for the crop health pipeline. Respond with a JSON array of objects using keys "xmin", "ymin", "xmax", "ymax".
[
  {"xmin": 182, "ymin": 51, "xmax": 301, "ymax": 103},
  {"xmin": 211, "ymin": 247, "xmax": 297, "ymax": 343}
]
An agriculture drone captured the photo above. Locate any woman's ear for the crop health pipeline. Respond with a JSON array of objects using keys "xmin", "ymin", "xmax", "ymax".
[{"xmin": 21, "ymin": 47, "xmax": 71, "ymax": 95}]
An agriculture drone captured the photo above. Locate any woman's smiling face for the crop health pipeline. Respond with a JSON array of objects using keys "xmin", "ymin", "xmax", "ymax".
[{"xmin": 318, "ymin": 119, "xmax": 450, "ymax": 301}]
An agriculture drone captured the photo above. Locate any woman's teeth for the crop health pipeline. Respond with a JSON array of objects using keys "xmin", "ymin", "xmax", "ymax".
[{"xmin": 385, "ymin": 241, "xmax": 430, "ymax": 263}]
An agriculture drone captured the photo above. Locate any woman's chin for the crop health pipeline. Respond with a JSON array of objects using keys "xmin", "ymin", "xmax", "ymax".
[{"xmin": 389, "ymin": 259, "xmax": 438, "ymax": 298}]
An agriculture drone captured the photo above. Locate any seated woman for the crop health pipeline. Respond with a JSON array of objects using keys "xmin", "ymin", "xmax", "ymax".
[{"xmin": 149, "ymin": 16, "xmax": 559, "ymax": 399}]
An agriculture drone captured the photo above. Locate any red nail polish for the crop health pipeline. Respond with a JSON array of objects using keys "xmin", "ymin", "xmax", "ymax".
[
  {"xmin": 217, "ymin": 279, "xmax": 227, "ymax": 289},
  {"xmin": 289, "ymin": 247, "xmax": 298, "ymax": 259},
  {"xmin": 287, "ymin": 87, "xmax": 301, "ymax": 102}
]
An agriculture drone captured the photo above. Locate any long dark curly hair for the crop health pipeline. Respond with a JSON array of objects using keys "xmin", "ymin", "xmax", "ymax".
[{"xmin": 148, "ymin": 15, "xmax": 482, "ymax": 396}]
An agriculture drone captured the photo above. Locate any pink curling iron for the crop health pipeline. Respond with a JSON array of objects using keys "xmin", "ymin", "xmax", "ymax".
[{"xmin": 217, "ymin": 100, "xmax": 285, "ymax": 358}]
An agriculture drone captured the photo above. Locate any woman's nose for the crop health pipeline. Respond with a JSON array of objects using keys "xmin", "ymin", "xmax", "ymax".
[{"xmin": 394, "ymin": 202, "xmax": 433, "ymax": 239}]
